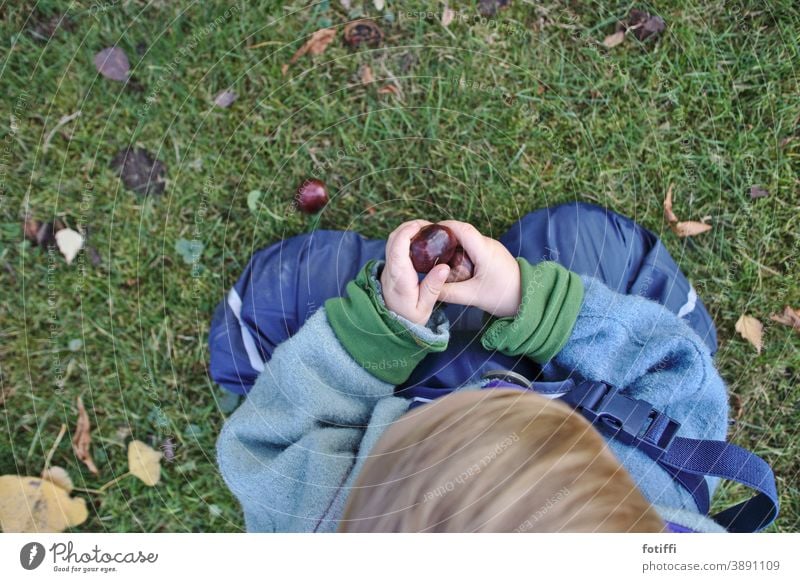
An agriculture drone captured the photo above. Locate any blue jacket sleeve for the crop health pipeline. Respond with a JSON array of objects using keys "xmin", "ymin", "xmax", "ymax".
[{"xmin": 548, "ymin": 274, "xmax": 730, "ymax": 511}]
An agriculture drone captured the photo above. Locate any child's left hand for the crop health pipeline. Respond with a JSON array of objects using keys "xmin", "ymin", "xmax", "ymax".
[{"xmin": 380, "ymin": 220, "xmax": 452, "ymax": 325}]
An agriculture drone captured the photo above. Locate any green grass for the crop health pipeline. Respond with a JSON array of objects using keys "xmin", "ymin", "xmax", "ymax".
[{"xmin": 0, "ymin": 0, "xmax": 798, "ymax": 532}]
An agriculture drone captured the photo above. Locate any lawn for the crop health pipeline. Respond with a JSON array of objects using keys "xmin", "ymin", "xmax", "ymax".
[{"xmin": 0, "ymin": 0, "xmax": 798, "ymax": 532}]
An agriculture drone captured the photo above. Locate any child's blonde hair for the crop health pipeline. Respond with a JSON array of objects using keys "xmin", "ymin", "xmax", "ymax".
[{"xmin": 340, "ymin": 389, "xmax": 665, "ymax": 532}]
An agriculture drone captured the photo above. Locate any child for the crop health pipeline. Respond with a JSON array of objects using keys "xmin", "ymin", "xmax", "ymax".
[{"xmin": 211, "ymin": 202, "xmax": 733, "ymax": 532}]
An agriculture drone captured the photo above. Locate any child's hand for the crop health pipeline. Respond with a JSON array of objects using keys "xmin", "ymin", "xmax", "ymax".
[
  {"xmin": 380, "ymin": 220, "xmax": 451, "ymax": 325},
  {"xmin": 436, "ymin": 220, "xmax": 521, "ymax": 318}
]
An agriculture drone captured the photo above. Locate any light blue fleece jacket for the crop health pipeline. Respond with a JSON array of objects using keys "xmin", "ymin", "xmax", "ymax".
[{"xmin": 215, "ymin": 264, "xmax": 729, "ymax": 532}]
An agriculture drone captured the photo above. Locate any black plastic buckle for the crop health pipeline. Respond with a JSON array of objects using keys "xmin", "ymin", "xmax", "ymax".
[{"xmin": 572, "ymin": 381, "xmax": 680, "ymax": 456}]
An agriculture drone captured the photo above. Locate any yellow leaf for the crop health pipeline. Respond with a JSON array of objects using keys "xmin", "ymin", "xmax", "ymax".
[
  {"xmin": 128, "ymin": 440, "xmax": 163, "ymax": 486},
  {"xmin": 735, "ymin": 314, "xmax": 763, "ymax": 354},
  {"xmin": 603, "ymin": 31, "xmax": 626, "ymax": 48},
  {"xmin": 41, "ymin": 466, "xmax": 74, "ymax": 493},
  {"xmin": 0, "ymin": 475, "xmax": 88, "ymax": 532},
  {"xmin": 671, "ymin": 221, "xmax": 712, "ymax": 237}
]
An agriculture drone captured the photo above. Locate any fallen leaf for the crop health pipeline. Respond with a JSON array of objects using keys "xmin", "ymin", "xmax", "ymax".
[
  {"xmin": 175, "ymin": 239, "xmax": 204, "ymax": 265},
  {"xmin": 281, "ymin": 63, "xmax": 290, "ymax": 76},
  {"xmin": 663, "ymin": 183, "xmax": 678, "ymax": 223},
  {"xmin": 770, "ymin": 306, "xmax": 800, "ymax": 332},
  {"xmin": 478, "ymin": 0, "xmax": 511, "ymax": 17},
  {"xmin": 358, "ymin": 63, "xmax": 375, "ymax": 85},
  {"xmin": 55, "ymin": 228, "xmax": 84, "ymax": 264},
  {"xmin": 94, "ymin": 47, "xmax": 130, "ymax": 82},
  {"xmin": 36, "ymin": 220, "xmax": 65, "ymax": 249},
  {"xmin": 442, "ymin": 6, "xmax": 456, "ymax": 27},
  {"xmin": 343, "ymin": 20, "xmax": 384, "ymax": 49},
  {"xmin": 378, "ymin": 84, "xmax": 401, "ymax": 98},
  {"xmin": 750, "ymin": 185, "xmax": 769, "ymax": 199},
  {"xmin": 160, "ymin": 438, "xmax": 176, "ymax": 463},
  {"xmin": 627, "ymin": 9, "xmax": 665, "ymax": 41},
  {"xmin": 603, "ymin": 31, "xmax": 626, "ymax": 48},
  {"xmin": 287, "ymin": 28, "xmax": 337, "ymax": 70},
  {"xmin": 72, "ymin": 396, "xmax": 99, "ymax": 475},
  {"xmin": 23, "ymin": 215, "xmax": 41, "ymax": 243},
  {"xmin": 729, "ymin": 393, "xmax": 743, "ymax": 421},
  {"xmin": 735, "ymin": 314, "xmax": 763, "ymax": 353},
  {"xmin": 41, "ymin": 466, "xmax": 74, "ymax": 494},
  {"xmin": 671, "ymin": 221, "xmax": 712, "ymax": 237},
  {"xmin": 0, "ymin": 475, "xmax": 88, "ymax": 532},
  {"xmin": 30, "ymin": 12, "xmax": 75, "ymax": 42},
  {"xmin": 128, "ymin": 440, "xmax": 162, "ymax": 486},
  {"xmin": 247, "ymin": 190, "xmax": 263, "ymax": 213},
  {"xmin": 213, "ymin": 90, "xmax": 237, "ymax": 108},
  {"xmin": 110, "ymin": 147, "xmax": 167, "ymax": 196}
]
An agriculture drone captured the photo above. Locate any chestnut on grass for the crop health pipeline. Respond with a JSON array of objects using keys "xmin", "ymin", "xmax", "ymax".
[{"xmin": 295, "ymin": 179, "xmax": 329, "ymax": 214}]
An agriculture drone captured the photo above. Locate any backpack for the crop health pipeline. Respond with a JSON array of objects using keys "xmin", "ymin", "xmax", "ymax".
[{"xmin": 400, "ymin": 369, "xmax": 779, "ymax": 533}]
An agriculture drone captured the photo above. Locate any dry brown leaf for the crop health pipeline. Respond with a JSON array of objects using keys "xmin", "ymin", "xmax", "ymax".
[
  {"xmin": 72, "ymin": 396, "xmax": 99, "ymax": 475},
  {"xmin": 664, "ymin": 183, "xmax": 678, "ymax": 223},
  {"xmin": 286, "ymin": 28, "xmax": 337, "ymax": 70},
  {"xmin": 603, "ymin": 31, "xmax": 626, "ymax": 48},
  {"xmin": 735, "ymin": 314, "xmax": 763, "ymax": 354},
  {"xmin": 128, "ymin": 440, "xmax": 163, "ymax": 486},
  {"xmin": 359, "ymin": 63, "xmax": 374, "ymax": 84},
  {"xmin": 0, "ymin": 475, "xmax": 88, "ymax": 532},
  {"xmin": 750, "ymin": 185, "xmax": 770, "ymax": 199},
  {"xmin": 442, "ymin": 5, "xmax": 456, "ymax": 27},
  {"xmin": 41, "ymin": 466, "xmax": 74, "ymax": 493},
  {"xmin": 378, "ymin": 84, "xmax": 401, "ymax": 98},
  {"xmin": 671, "ymin": 221, "xmax": 712, "ymax": 237},
  {"xmin": 770, "ymin": 306, "xmax": 800, "ymax": 332}
]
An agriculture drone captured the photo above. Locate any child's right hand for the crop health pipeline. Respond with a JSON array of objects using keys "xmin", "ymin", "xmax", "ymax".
[{"xmin": 436, "ymin": 221, "xmax": 522, "ymax": 318}]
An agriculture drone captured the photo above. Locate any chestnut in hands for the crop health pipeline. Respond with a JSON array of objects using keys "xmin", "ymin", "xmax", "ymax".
[
  {"xmin": 409, "ymin": 225, "xmax": 458, "ymax": 273},
  {"xmin": 446, "ymin": 246, "xmax": 474, "ymax": 283},
  {"xmin": 295, "ymin": 178, "xmax": 329, "ymax": 214},
  {"xmin": 409, "ymin": 224, "xmax": 475, "ymax": 282}
]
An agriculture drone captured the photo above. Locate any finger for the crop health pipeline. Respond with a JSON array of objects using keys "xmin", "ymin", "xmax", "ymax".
[
  {"xmin": 416, "ymin": 263, "xmax": 450, "ymax": 315},
  {"xmin": 438, "ymin": 279, "xmax": 479, "ymax": 307},
  {"xmin": 385, "ymin": 219, "xmax": 431, "ymax": 261},
  {"xmin": 436, "ymin": 220, "xmax": 490, "ymax": 265},
  {"xmin": 385, "ymin": 221, "xmax": 430, "ymax": 289}
]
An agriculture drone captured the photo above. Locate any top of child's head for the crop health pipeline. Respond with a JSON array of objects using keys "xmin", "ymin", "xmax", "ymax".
[{"xmin": 339, "ymin": 389, "xmax": 665, "ymax": 533}]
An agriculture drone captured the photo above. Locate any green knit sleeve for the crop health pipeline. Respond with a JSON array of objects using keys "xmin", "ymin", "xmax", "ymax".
[
  {"xmin": 481, "ymin": 259, "xmax": 584, "ymax": 363},
  {"xmin": 324, "ymin": 260, "xmax": 449, "ymax": 385}
]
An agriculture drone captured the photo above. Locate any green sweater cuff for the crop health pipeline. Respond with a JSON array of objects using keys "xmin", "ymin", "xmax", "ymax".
[
  {"xmin": 324, "ymin": 260, "xmax": 449, "ymax": 384},
  {"xmin": 480, "ymin": 259, "xmax": 584, "ymax": 363}
]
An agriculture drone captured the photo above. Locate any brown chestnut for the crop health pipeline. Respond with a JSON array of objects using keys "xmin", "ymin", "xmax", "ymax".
[
  {"xmin": 409, "ymin": 224, "xmax": 457, "ymax": 273},
  {"xmin": 295, "ymin": 178, "xmax": 329, "ymax": 214},
  {"xmin": 446, "ymin": 247, "xmax": 474, "ymax": 283}
]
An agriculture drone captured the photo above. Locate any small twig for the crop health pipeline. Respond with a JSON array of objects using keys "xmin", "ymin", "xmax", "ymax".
[
  {"xmin": 43, "ymin": 423, "xmax": 67, "ymax": 473},
  {"xmin": 97, "ymin": 471, "xmax": 132, "ymax": 493},
  {"xmin": 246, "ymin": 40, "xmax": 283, "ymax": 49},
  {"xmin": 71, "ymin": 486, "xmax": 105, "ymax": 495},
  {"xmin": 43, "ymin": 110, "xmax": 81, "ymax": 153}
]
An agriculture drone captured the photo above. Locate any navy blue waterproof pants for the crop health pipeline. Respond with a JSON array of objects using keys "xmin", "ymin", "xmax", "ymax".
[{"xmin": 209, "ymin": 202, "xmax": 718, "ymax": 395}]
